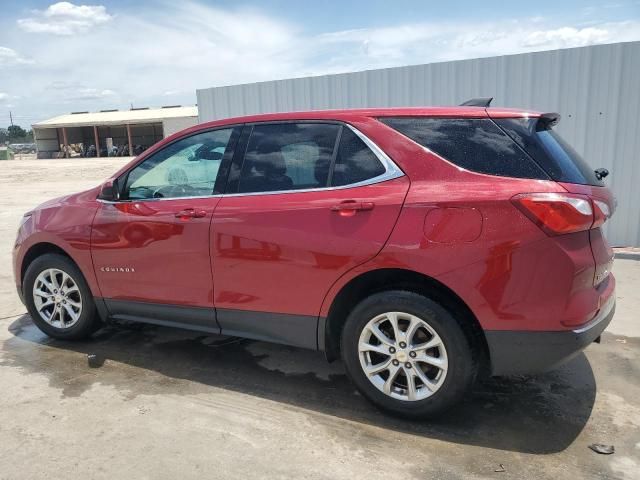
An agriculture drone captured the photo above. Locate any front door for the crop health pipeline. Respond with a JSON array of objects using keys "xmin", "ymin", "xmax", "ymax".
[
  {"xmin": 91, "ymin": 126, "xmax": 240, "ymax": 330},
  {"xmin": 211, "ymin": 122, "xmax": 408, "ymax": 347}
]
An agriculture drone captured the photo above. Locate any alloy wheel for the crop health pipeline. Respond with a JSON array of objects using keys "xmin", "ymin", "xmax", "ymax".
[
  {"xmin": 32, "ymin": 268, "xmax": 83, "ymax": 329},
  {"xmin": 358, "ymin": 311, "xmax": 448, "ymax": 401}
]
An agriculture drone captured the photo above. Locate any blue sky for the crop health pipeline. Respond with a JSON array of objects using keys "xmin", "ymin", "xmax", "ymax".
[{"xmin": 1, "ymin": 1, "xmax": 639, "ymax": 126}]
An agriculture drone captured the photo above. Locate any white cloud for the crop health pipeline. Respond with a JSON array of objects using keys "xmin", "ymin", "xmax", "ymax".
[
  {"xmin": 71, "ymin": 88, "xmax": 116, "ymax": 100},
  {"xmin": 0, "ymin": 47, "xmax": 33, "ymax": 66},
  {"xmin": 4, "ymin": 1, "xmax": 640, "ymax": 124},
  {"xmin": 0, "ymin": 93, "xmax": 9, "ymax": 102},
  {"xmin": 17, "ymin": 2, "xmax": 112, "ymax": 35},
  {"xmin": 310, "ymin": 20, "xmax": 640, "ymax": 73},
  {"xmin": 524, "ymin": 26, "xmax": 610, "ymax": 48},
  {"xmin": 45, "ymin": 82, "xmax": 117, "ymax": 101}
]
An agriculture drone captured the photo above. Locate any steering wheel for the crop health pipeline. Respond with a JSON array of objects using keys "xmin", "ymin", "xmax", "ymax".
[{"xmin": 152, "ymin": 184, "xmax": 197, "ymax": 198}]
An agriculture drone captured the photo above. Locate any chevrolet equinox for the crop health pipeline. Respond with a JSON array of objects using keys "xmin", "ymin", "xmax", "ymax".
[{"xmin": 13, "ymin": 99, "xmax": 615, "ymax": 417}]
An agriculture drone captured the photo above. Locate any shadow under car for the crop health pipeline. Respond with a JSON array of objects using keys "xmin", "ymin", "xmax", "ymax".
[{"xmin": 3, "ymin": 314, "xmax": 596, "ymax": 455}]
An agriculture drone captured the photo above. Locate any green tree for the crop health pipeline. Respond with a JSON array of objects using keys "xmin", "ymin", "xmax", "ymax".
[
  {"xmin": 8, "ymin": 125, "xmax": 27, "ymax": 140},
  {"xmin": 0, "ymin": 128, "xmax": 8, "ymax": 144}
]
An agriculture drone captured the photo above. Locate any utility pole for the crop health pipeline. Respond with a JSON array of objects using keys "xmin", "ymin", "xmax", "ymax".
[{"xmin": 9, "ymin": 111, "xmax": 14, "ymax": 127}]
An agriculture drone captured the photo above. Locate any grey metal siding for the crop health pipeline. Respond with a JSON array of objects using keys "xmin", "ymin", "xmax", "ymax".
[{"xmin": 197, "ymin": 41, "xmax": 640, "ymax": 246}]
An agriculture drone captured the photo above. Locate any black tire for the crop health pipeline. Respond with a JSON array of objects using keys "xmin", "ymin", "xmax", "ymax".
[
  {"xmin": 23, "ymin": 253, "xmax": 101, "ymax": 340},
  {"xmin": 341, "ymin": 290, "xmax": 476, "ymax": 418}
]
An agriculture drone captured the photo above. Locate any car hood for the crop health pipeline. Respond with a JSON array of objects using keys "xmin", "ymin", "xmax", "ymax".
[{"xmin": 26, "ymin": 185, "xmax": 102, "ymax": 215}]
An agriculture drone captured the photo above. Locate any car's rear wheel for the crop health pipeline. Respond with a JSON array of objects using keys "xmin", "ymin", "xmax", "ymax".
[
  {"xmin": 23, "ymin": 253, "xmax": 101, "ymax": 340},
  {"xmin": 341, "ymin": 290, "xmax": 476, "ymax": 418}
]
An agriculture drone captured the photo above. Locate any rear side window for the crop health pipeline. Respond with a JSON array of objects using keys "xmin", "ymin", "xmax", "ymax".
[
  {"xmin": 380, "ymin": 117, "xmax": 549, "ymax": 180},
  {"xmin": 236, "ymin": 123, "xmax": 388, "ymax": 194},
  {"xmin": 494, "ymin": 118, "xmax": 603, "ymax": 186},
  {"xmin": 331, "ymin": 127, "xmax": 386, "ymax": 186},
  {"xmin": 238, "ymin": 123, "xmax": 340, "ymax": 194}
]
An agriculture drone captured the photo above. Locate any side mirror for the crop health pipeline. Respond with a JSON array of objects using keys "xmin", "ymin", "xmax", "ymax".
[{"xmin": 98, "ymin": 179, "xmax": 120, "ymax": 201}]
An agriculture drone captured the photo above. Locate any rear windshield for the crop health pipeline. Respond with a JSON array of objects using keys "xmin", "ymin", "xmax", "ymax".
[
  {"xmin": 379, "ymin": 117, "xmax": 550, "ymax": 180},
  {"xmin": 493, "ymin": 118, "xmax": 603, "ymax": 186}
]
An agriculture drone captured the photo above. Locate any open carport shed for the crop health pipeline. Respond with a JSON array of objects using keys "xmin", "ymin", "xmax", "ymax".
[{"xmin": 32, "ymin": 105, "xmax": 198, "ymax": 158}]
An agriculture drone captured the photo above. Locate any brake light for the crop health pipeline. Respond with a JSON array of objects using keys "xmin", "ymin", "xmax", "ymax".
[{"xmin": 512, "ymin": 193, "xmax": 594, "ymax": 235}]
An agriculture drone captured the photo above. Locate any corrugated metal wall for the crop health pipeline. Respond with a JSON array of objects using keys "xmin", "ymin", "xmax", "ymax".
[
  {"xmin": 197, "ymin": 41, "xmax": 640, "ymax": 246},
  {"xmin": 162, "ymin": 116, "xmax": 199, "ymax": 137}
]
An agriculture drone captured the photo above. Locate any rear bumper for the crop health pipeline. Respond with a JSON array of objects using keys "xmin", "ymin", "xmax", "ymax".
[{"xmin": 485, "ymin": 294, "xmax": 615, "ymax": 375}]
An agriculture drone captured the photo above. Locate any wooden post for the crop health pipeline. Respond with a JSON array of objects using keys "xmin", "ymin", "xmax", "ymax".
[
  {"xmin": 127, "ymin": 124, "xmax": 133, "ymax": 156},
  {"xmin": 94, "ymin": 126, "xmax": 100, "ymax": 157},
  {"xmin": 62, "ymin": 127, "xmax": 69, "ymax": 158}
]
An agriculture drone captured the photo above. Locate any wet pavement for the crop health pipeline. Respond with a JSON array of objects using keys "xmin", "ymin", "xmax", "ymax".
[
  {"xmin": 0, "ymin": 159, "xmax": 639, "ymax": 479},
  {"xmin": 1, "ymin": 314, "xmax": 639, "ymax": 479}
]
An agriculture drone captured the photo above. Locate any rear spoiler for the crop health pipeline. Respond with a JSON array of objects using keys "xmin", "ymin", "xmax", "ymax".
[
  {"xmin": 538, "ymin": 112, "xmax": 561, "ymax": 128},
  {"xmin": 460, "ymin": 100, "xmax": 562, "ymax": 129}
]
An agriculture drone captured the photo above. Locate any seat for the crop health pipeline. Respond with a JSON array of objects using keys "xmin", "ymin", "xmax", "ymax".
[{"xmin": 239, "ymin": 147, "xmax": 293, "ymax": 193}]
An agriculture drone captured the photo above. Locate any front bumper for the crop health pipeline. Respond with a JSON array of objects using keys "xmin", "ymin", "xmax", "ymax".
[{"xmin": 485, "ymin": 294, "xmax": 615, "ymax": 376}]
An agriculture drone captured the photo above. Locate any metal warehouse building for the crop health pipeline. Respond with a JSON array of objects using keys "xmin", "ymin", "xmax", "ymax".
[
  {"xmin": 32, "ymin": 105, "xmax": 198, "ymax": 158},
  {"xmin": 197, "ymin": 41, "xmax": 640, "ymax": 247}
]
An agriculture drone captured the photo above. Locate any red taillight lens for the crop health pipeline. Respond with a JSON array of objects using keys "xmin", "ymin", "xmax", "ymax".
[{"xmin": 512, "ymin": 193, "xmax": 594, "ymax": 235}]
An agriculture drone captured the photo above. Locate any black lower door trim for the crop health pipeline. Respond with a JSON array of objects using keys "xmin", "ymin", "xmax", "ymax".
[
  {"xmin": 102, "ymin": 299, "xmax": 320, "ymax": 350},
  {"xmin": 217, "ymin": 308, "xmax": 319, "ymax": 350},
  {"xmin": 104, "ymin": 299, "xmax": 220, "ymax": 334}
]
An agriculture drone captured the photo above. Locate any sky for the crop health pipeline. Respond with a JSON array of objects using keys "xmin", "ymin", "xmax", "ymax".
[{"xmin": 0, "ymin": 0, "xmax": 639, "ymax": 128}]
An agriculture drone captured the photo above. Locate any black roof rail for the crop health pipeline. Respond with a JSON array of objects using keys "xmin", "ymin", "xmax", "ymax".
[{"xmin": 459, "ymin": 97, "xmax": 493, "ymax": 107}]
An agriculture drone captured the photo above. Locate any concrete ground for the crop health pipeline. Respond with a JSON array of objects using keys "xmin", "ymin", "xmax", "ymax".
[{"xmin": 0, "ymin": 158, "xmax": 638, "ymax": 479}]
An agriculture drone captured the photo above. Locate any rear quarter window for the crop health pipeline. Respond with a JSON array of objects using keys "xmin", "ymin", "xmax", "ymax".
[
  {"xmin": 494, "ymin": 118, "xmax": 604, "ymax": 186},
  {"xmin": 379, "ymin": 117, "xmax": 550, "ymax": 180},
  {"xmin": 331, "ymin": 127, "xmax": 386, "ymax": 187}
]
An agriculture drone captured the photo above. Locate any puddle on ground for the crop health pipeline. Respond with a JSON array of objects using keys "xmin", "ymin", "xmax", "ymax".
[{"xmin": 3, "ymin": 314, "xmax": 634, "ymax": 455}]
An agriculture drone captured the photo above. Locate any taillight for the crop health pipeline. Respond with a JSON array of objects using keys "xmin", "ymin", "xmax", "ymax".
[
  {"xmin": 512, "ymin": 193, "xmax": 595, "ymax": 235},
  {"xmin": 592, "ymin": 199, "xmax": 610, "ymax": 228}
]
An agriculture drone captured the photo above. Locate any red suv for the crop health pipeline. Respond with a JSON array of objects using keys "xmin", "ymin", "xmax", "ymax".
[{"xmin": 13, "ymin": 100, "xmax": 615, "ymax": 417}]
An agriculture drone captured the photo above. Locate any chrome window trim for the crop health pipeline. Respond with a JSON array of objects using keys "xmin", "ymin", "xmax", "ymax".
[
  {"xmin": 224, "ymin": 124, "xmax": 404, "ymax": 197},
  {"xmin": 97, "ymin": 194, "xmax": 223, "ymax": 204},
  {"xmin": 99, "ymin": 124, "xmax": 404, "ymax": 203}
]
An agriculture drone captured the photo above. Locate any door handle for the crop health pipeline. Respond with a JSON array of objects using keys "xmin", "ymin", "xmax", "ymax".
[
  {"xmin": 175, "ymin": 208, "xmax": 207, "ymax": 219},
  {"xmin": 330, "ymin": 200, "xmax": 375, "ymax": 216}
]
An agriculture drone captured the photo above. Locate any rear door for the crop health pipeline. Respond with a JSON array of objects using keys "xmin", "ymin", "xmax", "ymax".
[
  {"xmin": 91, "ymin": 127, "xmax": 240, "ymax": 330},
  {"xmin": 211, "ymin": 122, "xmax": 409, "ymax": 348}
]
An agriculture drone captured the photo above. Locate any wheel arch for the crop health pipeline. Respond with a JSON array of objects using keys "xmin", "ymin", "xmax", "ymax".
[
  {"xmin": 322, "ymin": 268, "xmax": 489, "ymax": 372},
  {"xmin": 20, "ymin": 242, "xmax": 76, "ymax": 289}
]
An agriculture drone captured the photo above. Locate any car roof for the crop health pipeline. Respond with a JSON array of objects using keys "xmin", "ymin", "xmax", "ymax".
[{"xmin": 195, "ymin": 106, "xmax": 541, "ymax": 130}]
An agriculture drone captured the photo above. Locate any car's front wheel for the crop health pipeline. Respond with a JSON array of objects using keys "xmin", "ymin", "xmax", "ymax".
[
  {"xmin": 23, "ymin": 253, "xmax": 101, "ymax": 340},
  {"xmin": 341, "ymin": 290, "xmax": 476, "ymax": 418}
]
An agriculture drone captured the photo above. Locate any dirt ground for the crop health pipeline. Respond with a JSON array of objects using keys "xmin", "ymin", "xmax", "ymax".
[{"xmin": 0, "ymin": 158, "xmax": 639, "ymax": 479}]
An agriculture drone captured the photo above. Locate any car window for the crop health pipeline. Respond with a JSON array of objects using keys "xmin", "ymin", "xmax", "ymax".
[
  {"xmin": 380, "ymin": 117, "xmax": 550, "ymax": 180},
  {"xmin": 331, "ymin": 127, "xmax": 386, "ymax": 186},
  {"xmin": 237, "ymin": 123, "xmax": 340, "ymax": 194},
  {"xmin": 494, "ymin": 118, "xmax": 603, "ymax": 186},
  {"xmin": 124, "ymin": 128, "xmax": 234, "ymax": 200}
]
